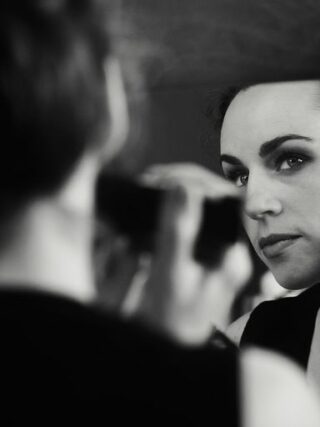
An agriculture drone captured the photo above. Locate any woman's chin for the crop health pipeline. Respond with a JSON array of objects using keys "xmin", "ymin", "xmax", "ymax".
[{"xmin": 273, "ymin": 271, "xmax": 316, "ymax": 291}]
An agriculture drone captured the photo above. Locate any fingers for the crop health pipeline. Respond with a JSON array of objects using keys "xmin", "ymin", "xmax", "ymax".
[
  {"xmin": 135, "ymin": 164, "xmax": 249, "ymax": 343},
  {"xmin": 121, "ymin": 254, "xmax": 152, "ymax": 316},
  {"xmin": 220, "ymin": 242, "xmax": 253, "ymax": 291},
  {"xmin": 95, "ymin": 233, "xmax": 142, "ymax": 310},
  {"xmin": 144, "ymin": 184, "xmax": 204, "ymax": 309},
  {"xmin": 142, "ymin": 162, "xmax": 240, "ymax": 201},
  {"xmin": 201, "ymin": 242, "xmax": 253, "ymax": 330},
  {"xmin": 154, "ymin": 185, "xmax": 203, "ymax": 265}
]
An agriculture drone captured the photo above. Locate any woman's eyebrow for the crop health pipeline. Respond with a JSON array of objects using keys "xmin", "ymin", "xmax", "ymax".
[
  {"xmin": 259, "ymin": 134, "xmax": 312, "ymax": 158},
  {"xmin": 220, "ymin": 154, "xmax": 243, "ymax": 166}
]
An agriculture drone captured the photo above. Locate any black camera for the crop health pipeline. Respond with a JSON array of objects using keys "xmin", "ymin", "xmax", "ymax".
[{"xmin": 96, "ymin": 173, "xmax": 242, "ymax": 267}]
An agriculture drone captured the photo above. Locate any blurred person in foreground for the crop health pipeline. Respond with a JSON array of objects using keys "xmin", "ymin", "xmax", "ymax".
[{"xmin": 0, "ymin": 0, "xmax": 319, "ymax": 425}]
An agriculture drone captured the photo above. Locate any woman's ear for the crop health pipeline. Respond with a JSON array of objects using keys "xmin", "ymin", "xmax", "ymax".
[{"xmin": 102, "ymin": 57, "xmax": 130, "ymax": 163}]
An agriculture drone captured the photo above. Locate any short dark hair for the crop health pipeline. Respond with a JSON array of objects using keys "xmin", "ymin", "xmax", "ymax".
[
  {"xmin": 205, "ymin": 86, "xmax": 245, "ymax": 132},
  {"xmin": 0, "ymin": 0, "xmax": 112, "ymax": 207}
]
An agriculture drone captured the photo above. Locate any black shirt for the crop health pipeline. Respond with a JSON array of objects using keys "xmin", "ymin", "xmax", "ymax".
[
  {"xmin": 0, "ymin": 287, "xmax": 239, "ymax": 426},
  {"xmin": 241, "ymin": 283, "xmax": 320, "ymax": 368}
]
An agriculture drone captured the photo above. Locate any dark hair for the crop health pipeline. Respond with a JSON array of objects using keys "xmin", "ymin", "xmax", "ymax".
[
  {"xmin": 205, "ymin": 86, "xmax": 245, "ymax": 133},
  {"xmin": 0, "ymin": 0, "xmax": 112, "ymax": 206}
]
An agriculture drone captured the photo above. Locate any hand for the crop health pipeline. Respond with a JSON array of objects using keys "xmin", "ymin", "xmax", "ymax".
[
  {"xmin": 142, "ymin": 162, "xmax": 239, "ymax": 199},
  {"xmin": 95, "ymin": 163, "xmax": 252, "ymax": 344},
  {"xmin": 133, "ymin": 163, "xmax": 252, "ymax": 344}
]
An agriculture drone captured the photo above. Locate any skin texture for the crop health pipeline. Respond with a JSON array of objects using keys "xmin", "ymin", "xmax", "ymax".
[
  {"xmin": 221, "ymin": 80, "xmax": 320, "ymax": 290},
  {"xmin": 241, "ymin": 348, "xmax": 320, "ymax": 427}
]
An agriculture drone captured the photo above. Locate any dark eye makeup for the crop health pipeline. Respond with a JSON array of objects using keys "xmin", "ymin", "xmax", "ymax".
[
  {"xmin": 222, "ymin": 166, "xmax": 248, "ymax": 187},
  {"xmin": 271, "ymin": 148, "xmax": 312, "ymax": 173},
  {"xmin": 221, "ymin": 145, "xmax": 313, "ymax": 188}
]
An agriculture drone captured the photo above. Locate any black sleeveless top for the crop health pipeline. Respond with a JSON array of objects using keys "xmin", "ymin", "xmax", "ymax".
[
  {"xmin": 0, "ymin": 288, "xmax": 239, "ymax": 426},
  {"xmin": 240, "ymin": 283, "xmax": 320, "ymax": 368}
]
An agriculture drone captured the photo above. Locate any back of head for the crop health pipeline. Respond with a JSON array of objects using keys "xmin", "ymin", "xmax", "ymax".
[{"xmin": 0, "ymin": 0, "xmax": 112, "ymax": 213}]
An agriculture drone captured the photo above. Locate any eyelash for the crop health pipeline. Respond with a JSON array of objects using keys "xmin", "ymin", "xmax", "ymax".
[
  {"xmin": 225, "ymin": 150, "xmax": 311, "ymax": 188},
  {"xmin": 273, "ymin": 150, "xmax": 310, "ymax": 172},
  {"xmin": 225, "ymin": 169, "xmax": 248, "ymax": 188}
]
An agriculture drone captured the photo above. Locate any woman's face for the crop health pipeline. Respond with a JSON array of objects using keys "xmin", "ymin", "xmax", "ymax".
[{"xmin": 220, "ymin": 80, "xmax": 320, "ymax": 290}]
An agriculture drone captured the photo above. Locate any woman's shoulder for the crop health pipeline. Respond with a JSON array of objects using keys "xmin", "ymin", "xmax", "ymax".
[{"xmin": 240, "ymin": 348, "xmax": 320, "ymax": 427}]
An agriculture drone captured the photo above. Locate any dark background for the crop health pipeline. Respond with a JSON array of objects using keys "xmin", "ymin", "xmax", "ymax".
[{"xmin": 115, "ymin": 0, "xmax": 320, "ymax": 172}]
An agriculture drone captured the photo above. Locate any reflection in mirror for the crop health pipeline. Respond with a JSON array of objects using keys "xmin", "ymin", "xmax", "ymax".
[{"xmin": 214, "ymin": 80, "xmax": 320, "ymax": 392}]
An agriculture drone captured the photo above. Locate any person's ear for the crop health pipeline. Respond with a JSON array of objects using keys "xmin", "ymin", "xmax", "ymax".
[{"xmin": 102, "ymin": 57, "xmax": 130, "ymax": 163}]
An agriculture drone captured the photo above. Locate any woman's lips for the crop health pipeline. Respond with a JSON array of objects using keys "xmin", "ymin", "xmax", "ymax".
[{"xmin": 259, "ymin": 235, "xmax": 301, "ymax": 259}]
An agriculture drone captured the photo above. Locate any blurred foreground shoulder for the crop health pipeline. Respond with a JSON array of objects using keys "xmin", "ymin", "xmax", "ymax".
[{"xmin": 241, "ymin": 348, "xmax": 320, "ymax": 427}]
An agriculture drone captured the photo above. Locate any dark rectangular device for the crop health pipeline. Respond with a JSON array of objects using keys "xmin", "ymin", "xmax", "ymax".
[{"xmin": 96, "ymin": 173, "xmax": 242, "ymax": 267}]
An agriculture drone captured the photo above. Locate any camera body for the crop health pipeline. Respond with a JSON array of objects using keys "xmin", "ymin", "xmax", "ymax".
[{"xmin": 96, "ymin": 173, "xmax": 241, "ymax": 267}]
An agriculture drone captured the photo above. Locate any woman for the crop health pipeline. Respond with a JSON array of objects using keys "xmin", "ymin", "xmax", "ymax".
[
  {"xmin": 142, "ymin": 80, "xmax": 320, "ymax": 391},
  {"xmin": 218, "ymin": 80, "xmax": 320, "ymax": 388}
]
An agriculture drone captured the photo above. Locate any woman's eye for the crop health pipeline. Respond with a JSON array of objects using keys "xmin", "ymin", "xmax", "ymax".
[
  {"xmin": 235, "ymin": 173, "xmax": 248, "ymax": 187},
  {"xmin": 224, "ymin": 168, "xmax": 249, "ymax": 187},
  {"xmin": 277, "ymin": 155, "xmax": 305, "ymax": 171}
]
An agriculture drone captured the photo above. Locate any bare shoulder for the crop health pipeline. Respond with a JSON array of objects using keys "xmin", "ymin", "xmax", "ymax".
[
  {"xmin": 225, "ymin": 312, "xmax": 251, "ymax": 345},
  {"xmin": 240, "ymin": 348, "xmax": 320, "ymax": 427}
]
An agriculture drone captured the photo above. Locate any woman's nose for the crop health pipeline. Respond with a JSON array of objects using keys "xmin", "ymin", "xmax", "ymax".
[{"xmin": 244, "ymin": 176, "xmax": 283, "ymax": 220}]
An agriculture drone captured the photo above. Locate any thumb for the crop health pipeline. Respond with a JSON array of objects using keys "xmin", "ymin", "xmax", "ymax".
[{"xmin": 154, "ymin": 186, "xmax": 203, "ymax": 270}]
